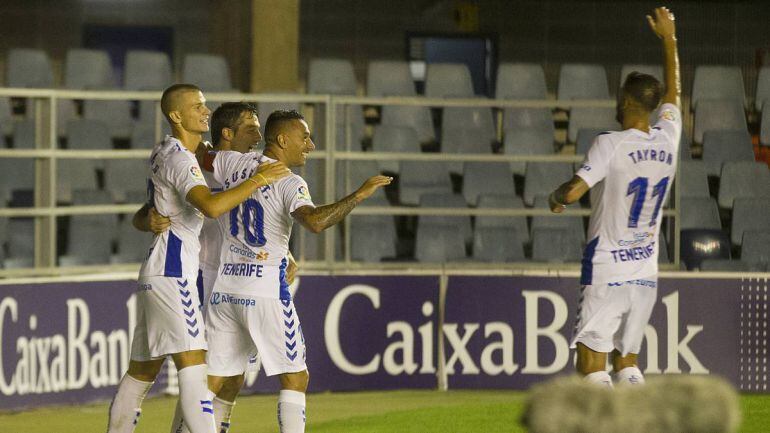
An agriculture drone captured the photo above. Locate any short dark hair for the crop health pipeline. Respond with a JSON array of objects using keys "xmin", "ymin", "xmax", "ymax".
[
  {"xmin": 622, "ymin": 72, "xmax": 663, "ymax": 112},
  {"xmin": 160, "ymin": 83, "xmax": 202, "ymax": 120},
  {"xmin": 264, "ymin": 110, "xmax": 305, "ymax": 144},
  {"xmin": 210, "ymin": 102, "xmax": 259, "ymax": 146}
]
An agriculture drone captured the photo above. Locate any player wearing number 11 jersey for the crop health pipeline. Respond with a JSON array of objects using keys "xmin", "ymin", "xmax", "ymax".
[
  {"xmin": 201, "ymin": 110, "xmax": 391, "ymax": 433},
  {"xmin": 548, "ymin": 7, "xmax": 681, "ymax": 388}
]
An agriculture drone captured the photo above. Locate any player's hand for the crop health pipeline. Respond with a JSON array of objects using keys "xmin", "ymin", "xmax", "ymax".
[
  {"xmin": 647, "ymin": 6, "xmax": 676, "ymax": 40},
  {"xmin": 549, "ymin": 192, "xmax": 567, "ymax": 214},
  {"xmin": 253, "ymin": 161, "xmax": 292, "ymax": 185},
  {"xmin": 354, "ymin": 175, "xmax": 393, "ymax": 201},
  {"xmin": 148, "ymin": 207, "xmax": 171, "ymax": 233},
  {"xmin": 286, "ymin": 254, "xmax": 299, "ymax": 284}
]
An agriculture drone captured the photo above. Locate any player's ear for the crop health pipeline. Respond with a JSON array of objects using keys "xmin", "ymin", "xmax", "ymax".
[
  {"xmin": 168, "ymin": 110, "xmax": 183, "ymax": 125},
  {"xmin": 276, "ymin": 133, "xmax": 287, "ymax": 149},
  {"xmin": 222, "ymin": 127, "xmax": 234, "ymax": 141}
]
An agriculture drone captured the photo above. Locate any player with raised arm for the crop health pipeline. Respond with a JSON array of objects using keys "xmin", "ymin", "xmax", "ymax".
[
  {"xmin": 548, "ymin": 7, "xmax": 681, "ymax": 387},
  {"xmin": 201, "ymin": 110, "xmax": 391, "ymax": 433},
  {"xmin": 106, "ymin": 85, "xmax": 291, "ymax": 433}
]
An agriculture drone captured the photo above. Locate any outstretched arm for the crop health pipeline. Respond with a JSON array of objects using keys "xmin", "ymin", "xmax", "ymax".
[
  {"xmin": 647, "ymin": 6, "xmax": 680, "ymax": 107},
  {"xmin": 291, "ymin": 175, "xmax": 392, "ymax": 233},
  {"xmin": 549, "ymin": 176, "xmax": 590, "ymax": 213}
]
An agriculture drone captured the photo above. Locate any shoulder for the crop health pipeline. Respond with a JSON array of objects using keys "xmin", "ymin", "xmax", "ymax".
[{"xmin": 276, "ymin": 173, "xmax": 308, "ymax": 189}]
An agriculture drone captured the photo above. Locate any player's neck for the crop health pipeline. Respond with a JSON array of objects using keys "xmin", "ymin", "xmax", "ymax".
[
  {"xmin": 623, "ymin": 115, "xmax": 650, "ymax": 133},
  {"xmin": 172, "ymin": 128, "xmax": 204, "ymax": 153},
  {"xmin": 262, "ymin": 147, "xmax": 283, "ymax": 163}
]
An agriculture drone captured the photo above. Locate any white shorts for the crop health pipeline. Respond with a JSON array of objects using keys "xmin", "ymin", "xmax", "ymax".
[
  {"xmin": 206, "ymin": 293, "xmax": 306, "ymax": 377},
  {"xmin": 570, "ymin": 277, "xmax": 658, "ymax": 356},
  {"xmin": 130, "ymin": 275, "xmax": 207, "ymax": 361}
]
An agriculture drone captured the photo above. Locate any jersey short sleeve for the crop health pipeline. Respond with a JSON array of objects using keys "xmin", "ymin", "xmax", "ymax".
[
  {"xmin": 212, "ymin": 151, "xmax": 249, "ymax": 185},
  {"xmin": 166, "ymin": 152, "xmax": 208, "ymax": 199},
  {"xmin": 282, "ymin": 175, "xmax": 315, "ymax": 214},
  {"xmin": 653, "ymin": 103, "xmax": 682, "ymax": 149},
  {"xmin": 575, "ymin": 134, "xmax": 617, "ymax": 188}
]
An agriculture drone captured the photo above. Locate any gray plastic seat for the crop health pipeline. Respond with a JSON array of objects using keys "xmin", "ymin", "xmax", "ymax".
[
  {"xmin": 619, "ymin": 65, "xmax": 663, "ymax": 88},
  {"xmin": 0, "ymin": 97, "xmax": 12, "ymax": 136},
  {"xmin": 371, "ymin": 125, "xmax": 420, "ymax": 173},
  {"xmin": 702, "ymin": 130, "xmax": 754, "ymax": 176},
  {"xmin": 691, "ymin": 66, "xmax": 745, "ymax": 111},
  {"xmin": 67, "ymin": 119, "xmax": 113, "ymax": 150},
  {"xmin": 114, "ymin": 218, "xmax": 152, "ymax": 263},
  {"xmin": 531, "ymin": 195, "xmax": 585, "ymax": 243},
  {"xmin": 335, "ymin": 160, "xmax": 381, "ymax": 199},
  {"xmin": 679, "ymin": 161, "xmax": 710, "ymax": 198},
  {"xmin": 0, "ymin": 156, "xmax": 34, "ymax": 204},
  {"xmin": 442, "ymin": 105, "xmax": 496, "ymax": 139},
  {"xmin": 441, "ymin": 126, "xmax": 495, "ymax": 174},
  {"xmin": 557, "ymin": 64, "xmax": 609, "ymax": 100},
  {"xmin": 333, "ymin": 106, "xmax": 366, "ymax": 150},
  {"xmin": 473, "ymin": 227, "xmax": 525, "ymax": 262},
  {"xmin": 399, "ymin": 161, "xmax": 452, "ymax": 205},
  {"xmin": 415, "ymin": 224, "xmax": 467, "ymax": 262},
  {"xmin": 308, "ymin": 58, "xmax": 357, "ymax": 95},
  {"xmin": 64, "ymin": 49, "xmax": 114, "ymax": 89},
  {"xmin": 718, "ymin": 162, "xmax": 770, "ymax": 209},
  {"xmin": 182, "ymin": 54, "xmax": 234, "ymax": 92},
  {"xmin": 380, "ymin": 105, "xmax": 435, "ymax": 143},
  {"xmin": 741, "ymin": 231, "xmax": 770, "ymax": 267},
  {"xmin": 425, "ymin": 63, "xmax": 474, "ymax": 97},
  {"xmin": 502, "ymin": 108, "xmax": 554, "ymax": 135},
  {"xmin": 496, "ymin": 63, "xmax": 547, "ymax": 99},
  {"xmin": 105, "ymin": 159, "xmax": 149, "ymax": 202},
  {"xmin": 504, "ymin": 129, "xmax": 554, "ymax": 176},
  {"xmin": 575, "ymin": 128, "xmax": 610, "ymax": 156},
  {"xmin": 699, "ymin": 259, "xmax": 753, "ymax": 272},
  {"xmin": 7, "ymin": 218, "xmax": 35, "ymax": 262},
  {"xmin": 567, "ymin": 107, "xmax": 617, "ymax": 143},
  {"xmin": 476, "ymin": 194, "xmax": 529, "ymax": 243},
  {"xmin": 257, "ymin": 99, "xmax": 302, "ymax": 125},
  {"xmin": 761, "ymin": 108, "xmax": 770, "ymax": 146},
  {"xmin": 693, "ymin": 100, "xmax": 746, "ymax": 144},
  {"xmin": 680, "ymin": 197, "xmax": 721, "ymax": 230},
  {"xmin": 462, "ymin": 162, "xmax": 514, "ymax": 206},
  {"xmin": 523, "ymin": 162, "xmax": 574, "ymax": 206},
  {"xmin": 130, "ymin": 125, "xmax": 166, "ymax": 149},
  {"xmin": 124, "ymin": 50, "xmax": 172, "ymax": 90},
  {"xmin": 418, "ymin": 193, "xmax": 472, "ymax": 244},
  {"xmin": 6, "ymin": 49, "xmax": 54, "ymax": 88},
  {"xmin": 66, "ymin": 215, "xmax": 115, "ymax": 265},
  {"xmin": 755, "ymin": 66, "xmax": 770, "ymax": 112},
  {"xmin": 83, "ymin": 100, "xmax": 134, "ymax": 139},
  {"xmin": 12, "ymin": 119, "xmax": 36, "ymax": 149},
  {"xmin": 349, "ymin": 196, "xmax": 397, "ymax": 262},
  {"xmin": 72, "ymin": 189, "xmax": 113, "ymax": 205},
  {"xmin": 531, "ymin": 227, "xmax": 583, "ymax": 263},
  {"xmin": 731, "ymin": 198, "xmax": 770, "ymax": 246},
  {"xmin": 57, "ymin": 160, "xmax": 98, "ymax": 204},
  {"xmin": 367, "ymin": 61, "xmax": 415, "ymax": 96}
]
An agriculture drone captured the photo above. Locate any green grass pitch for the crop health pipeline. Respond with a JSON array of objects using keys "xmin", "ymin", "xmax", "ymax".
[{"xmin": 1, "ymin": 390, "xmax": 768, "ymax": 433}]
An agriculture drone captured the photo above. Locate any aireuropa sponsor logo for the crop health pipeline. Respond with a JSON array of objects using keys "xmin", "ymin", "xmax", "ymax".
[{"xmin": 209, "ymin": 292, "xmax": 256, "ymax": 307}]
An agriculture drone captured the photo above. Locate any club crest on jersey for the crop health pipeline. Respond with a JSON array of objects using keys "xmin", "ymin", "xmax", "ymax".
[
  {"xmin": 256, "ymin": 251, "xmax": 269, "ymax": 261},
  {"xmin": 297, "ymin": 186, "xmax": 311, "ymax": 201},
  {"xmin": 660, "ymin": 109, "xmax": 676, "ymax": 122},
  {"xmin": 190, "ymin": 166, "xmax": 204, "ymax": 181}
]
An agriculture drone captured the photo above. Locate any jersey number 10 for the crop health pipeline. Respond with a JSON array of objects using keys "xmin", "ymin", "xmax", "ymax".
[
  {"xmin": 229, "ymin": 198, "xmax": 267, "ymax": 247},
  {"xmin": 626, "ymin": 176, "xmax": 669, "ymax": 228}
]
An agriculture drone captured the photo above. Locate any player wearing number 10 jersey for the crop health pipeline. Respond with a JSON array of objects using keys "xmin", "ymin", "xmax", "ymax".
[
  {"xmin": 548, "ymin": 7, "xmax": 681, "ymax": 388},
  {"xmin": 201, "ymin": 110, "xmax": 391, "ymax": 433}
]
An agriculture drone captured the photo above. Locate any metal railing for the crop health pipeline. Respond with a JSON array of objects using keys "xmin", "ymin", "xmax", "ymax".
[{"xmin": 0, "ymin": 88, "xmax": 682, "ymax": 277}]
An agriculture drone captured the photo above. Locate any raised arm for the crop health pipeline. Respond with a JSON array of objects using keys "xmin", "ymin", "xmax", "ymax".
[
  {"xmin": 647, "ymin": 6, "xmax": 680, "ymax": 107},
  {"xmin": 291, "ymin": 175, "xmax": 392, "ymax": 234}
]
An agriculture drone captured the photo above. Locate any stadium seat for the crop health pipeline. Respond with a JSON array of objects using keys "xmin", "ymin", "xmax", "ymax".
[
  {"xmin": 308, "ymin": 58, "xmax": 357, "ymax": 95},
  {"xmin": 693, "ymin": 100, "xmax": 746, "ymax": 144},
  {"xmin": 367, "ymin": 60, "xmax": 415, "ymax": 96},
  {"xmin": 257, "ymin": 99, "xmax": 302, "ymax": 125},
  {"xmin": 619, "ymin": 64, "xmax": 663, "ymax": 87},
  {"xmin": 700, "ymin": 259, "xmax": 753, "ymax": 272},
  {"xmin": 0, "ymin": 156, "xmax": 33, "ymax": 205},
  {"xmin": 718, "ymin": 162, "xmax": 770, "ymax": 209},
  {"xmin": 567, "ymin": 107, "xmax": 617, "ymax": 143},
  {"xmin": 82, "ymin": 99, "xmax": 134, "ymax": 140},
  {"xmin": 658, "ymin": 235, "xmax": 670, "ymax": 264},
  {"xmin": 473, "ymin": 227, "xmax": 525, "ymax": 262},
  {"xmin": 761, "ymin": 108, "xmax": 770, "ymax": 146},
  {"xmin": 441, "ymin": 126, "xmax": 495, "ymax": 174},
  {"xmin": 442, "ymin": 105, "xmax": 496, "ymax": 138},
  {"xmin": 680, "ymin": 197, "xmax": 721, "ymax": 230},
  {"xmin": 531, "ymin": 227, "xmax": 583, "ymax": 263},
  {"xmin": 124, "ymin": 50, "xmax": 173, "ymax": 90},
  {"xmin": 503, "ymin": 128, "xmax": 554, "ymax": 176},
  {"xmin": 496, "ymin": 63, "xmax": 547, "ymax": 100},
  {"xmin": 678, "ymin": 160, "xmax": 710, "ymax": 198},
  {"xmin": 0, "ymin": 97, "xmax": 12, "ymax": 136},
  {"xmin": 335, "ymin": 160, "xmax": 381, "ymax": 199},
  {"xmin": 680, "ymin": 229, "xmax": 731, "ymax": 270},
  {"xmin": 105, "ymin": 159, "xmax": 149, "ymax": 202},
  {"xmin": 57, "ymin": 160, "xmax": 98, "ymax": 204},
  {"xmin": 557, "ymin": 64, "xmax": 610, "ymax": 100},
  {"xmin": 701, "ymin": 130, "xmax": 754, "ymax": 176},
  {"xmin": 113, "ymin": 218, "xmax": 151, "ymax": 264},
  {"xmin": 371, "ymin": 125, "xmax": 421, "ymax": 173},
  {"xmin": 691, "ymin": 65, "xmax": 746, "ymax": 111},
  {"xmin": 731, "ymin": 198, "xmax": 770, "ymax": 246},
  {"xmin": 418, "ymin": 193, "xmax": 472, "ymax": 245},
  {"xmin": 523, "ymin": 162, "xmax": 574, "ymax": 206},
  {"xmin": 414, "ymin": 225, "xmax": 467, "ymax": 262},
  {"xmin": 424, "ymin": 63, "xmax": 475, "ymax": 97},
  {"xmin": 182, "ymin": 53, "xmax": 234, "ymax": 92},
  {"xmin": 575, "ymin": 128, "xmax": 609, "ymax": 157},
  {"xmin": 476, "ymin": 193, "xmax": 530, "ymax": 244},
  {"xmin": 334, "ymin": 106, "xmax": 366, "ymax": 150},
  {"xmin": 7, "ymin": 218, "xmax": 35, "ymax": 262},
  {"xmin": 755, "ymin": 66, "xmax": 770, "ymax": 112},
  {"xmin": 502, "ymin": 108, "xmax": 555, "ymax": 136},
  {"xmin": 6, "ymin": 48, "xmax": 54, "ymax": 88},
  {"xmin": 462, "ymin": 162, "xmax": 515, "ymax": 206},
  {"xmin": 380, "ymin": 105, "xmax": 436, "ymax": 144},
  {"xmin": 12, "ymin": 119, "xmax": 36, "ymax": 148},
  {"xmin": 531, "ymin": 195, "xmax": 585, "ymax": 243},
  {"xmin": 349, "ymin": 196, "xmax": 397, "ymax": 262},
  {"xmin": 65, "ymin": 215, "xmax": 114, "ymax": 265},
  {"xmin": 740, "ymin": 231, "xmax": 770, "ymax": 268},
  {"xmin": 64, "ymin": 48, "xmax": 114, "ymax": 89},
  {"xmin": 129, "ymin": 124, "xmax": 166, "ymax": 149},
  {"xmin": 66, "ymin": 119, "xmax": 112, "ymax": 150}
]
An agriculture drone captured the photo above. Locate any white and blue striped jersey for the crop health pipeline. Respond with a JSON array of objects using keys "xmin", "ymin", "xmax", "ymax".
[
  {"xmin": 211, "ymin": 151, "xmax": 314, "ymax": 300},
  {"xmin": 576, "ymin": 103, "xmax": 682, "ymax": 286},
  {"xmin": 139, "ymin": 135, "xmax": 208, "ymax": 279}
]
